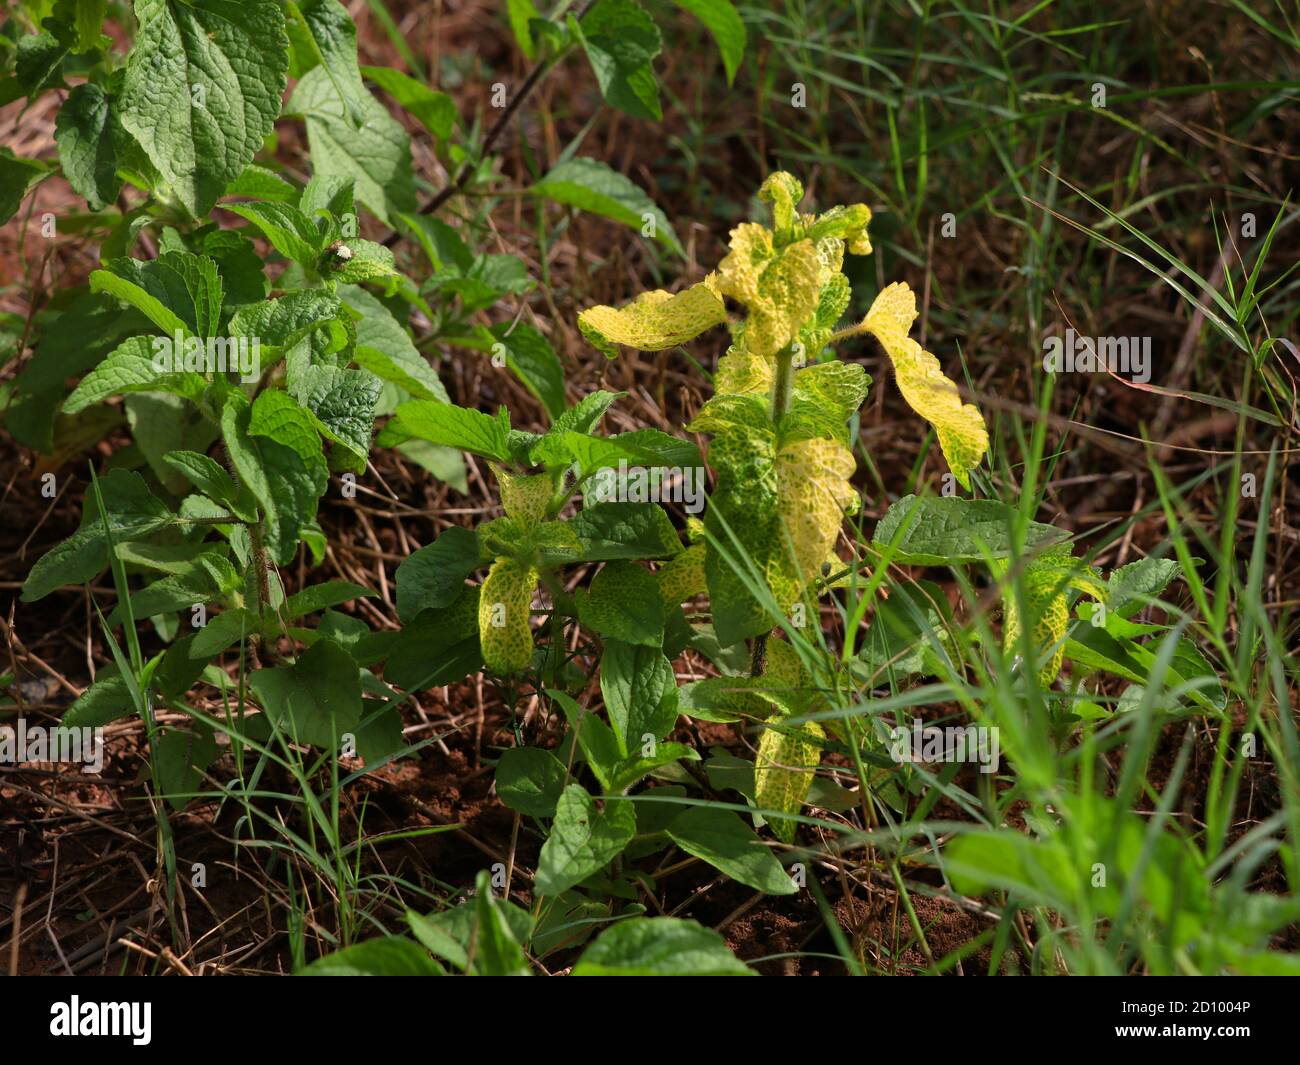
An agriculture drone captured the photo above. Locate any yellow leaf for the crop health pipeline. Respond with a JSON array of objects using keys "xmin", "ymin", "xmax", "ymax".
[
  {"xmin": 862, "ymin": 282, "xmax": 988, "ymax": 488},
  {"xmin": 578, "ymin": 281, "xmax": 726, "ymax": 357}
]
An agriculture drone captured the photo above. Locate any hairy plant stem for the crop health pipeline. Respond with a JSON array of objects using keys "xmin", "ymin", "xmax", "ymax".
[{"xmin": 751, "ymin": 343, "xmax": 797, "ymax": 677}]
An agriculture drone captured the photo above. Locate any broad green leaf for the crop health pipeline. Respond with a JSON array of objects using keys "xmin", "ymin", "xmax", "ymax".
[
  {"xmin": 289, "ymin": 364, "xmax": 381, "ymax": 468},
  {"xmin": 395, "ymin": 525, "xmax": 480, "ymax": 623},
  {"xmin": 124, "ymin": 391, "xmax": 220, "ymax": 495},
  {"xmin": 292, "ymin": 0, "xmax": 370, "ymax": 125},
  {"xmin": 578, "ymin": 281, "xmax": 725, "ymax": 357},
  {"xmin": 229, "ymin": 290, "xmax": 343, "ymax": 356},
  {"xmin": 505, "ymin": 0, "xmax": 540, "ymax": 60},
  {"xmin": 861, "ymin": 282, "xmax": 988, "ymax": 488},
  {"xmin": 872, "ymin": 494, "xmax": 1067, "ymax": 566},
  {"xmin": 54, "ymin": 82, "xmax": 120, "ymax": 210},
  {"xmin": 535, "ymin": 784, "xmax": 636, "ymax": 896},
  {"xmin": 577, "ymin": 562, "xmax": 665, "ymax": 647},
  {"xmin": 532, "ymin": 157, "xmax": 681, "ymax": 256},
  {"xmin": 384, "ymin": 592, "xmax": 483, "ymax": 691},
  {"xmin": 496, "ymin": 746, "xmax": 567, "ymax": 817},
  {"xmin": 671, "ymin": 0, "xmax": 745, "ymax": 84},
  {"xmin": 565, "ymin": 428, "xmax": 702, "ymax": 479},
  {"xmin": 0, "ymin": 149, "xmax": 53, "ymax": 226},
  {"xmin": 565, "ymin": 502, "xmax": 682, "ymax": 561},
  {"xmin": 63, "ymin": 335, "xmax": 208, "ymax": 414},
  {"xmin": 289, "ymin": 64, "xmax": 415, "ymax": 225},
  {"xmin": 486, "ymin": 322, "xmax": 566, "ymax": 420},
  {"xmin": 226, "ymin": 201, "xmax": 324, "ymax": 267},
  {"xmin": 361, "ymin": 65, "xmax": 456, "ymax": 141},
  {"xmin": 22, "ymin": 469, "xmax": 173, "ymax": 602},
  {"xmin": 342, "ymin": 285, "xmax": 449, "ymax": 402},
  {"xmin": 1105, "ymin": 557, "xmax": 1182, "ymax": 617},
  {"xmin": 224, "ymin": 164, "xmax": 298, "ymax": 203},
  {"xmin": 323, "ymin": 239, "xmax": 396, "ymax": 284},
  {"xmin": 221, "ymin": 391, "xmax": 328, "ymax": 564},
  {"xmin": 525, "ymin": 390, "xmax": 622, "ymax": 467},
  {"xmin": 154, "ymin": 726, "xmax": 217, "ymax": 811},
  {"xmin": 600, "ymin": 639, "xmax": 677, "ymax": 753},
  {"xmin": 572, "ymin": 0, "xmax": 662, "ymax": 120},
  {"xmin": 90, "ymin": 252, "xmax": 223, "ymax": 338},
  {"xmin": 378, "ymin": 400, "xmax": 511, "ymax": 461},
  {"xmin": 284, "ymin": 580, "xmax": 374, "ymax": 618},
  {"xmin": 754, "ymin": 719, "xmax": 823, "ymax": 843},
  {"xmin": 298, "ymin": 937, "xmax": 444, "ymax": 976},
  {"xmin": 119, "ymin": 0, "xmax": 288, "ymax": 217},
  {"xmin": 190, "ymin": 608, "xmax": 258, "ymax": 658},
  {"xmin": 665, "ymin": 806, "xmax": 797, "ymax": 894},
  {"xmin": 478, "ymin": 557, "xmax": 537, "ymax": 673},
  {"xmin": 248, "ymin": 638, "xmax": 362, "ymax": 748},
  {"xmin": 548, "ymin": 689, "xmax": 621, "ymax": 794},
  {"xmin": 608, "ymin": 742, "xmax": 698, "ymax": 793},
  {"xmin": 572, "ymin": 917, "xmax": 754, "ymax": 976}
]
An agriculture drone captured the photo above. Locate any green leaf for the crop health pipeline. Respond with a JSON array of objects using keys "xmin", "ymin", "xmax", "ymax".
[
  {"xmin": 154, "ymin": 725, "xmax": 217, "ymax": 811},
  {"xmin": 227, "ymin": 201, "xmax": 324, "ymax": 267},
  {"xmin": 577, "ymin": 561, "xmax": 665, "ymax": 647},
  {"xmin": 190, "ymin": 608, "xmax": 258, "ymax": 658},
  {"xmin": 298, "ymin": 937, "xmax": 444, "ymax": 976},
  {"xmin": 496, "ymin": 746, "xmax": 567, "ymax": 817},
  {"xmin": 487, "ymin": 323, "xmax": 566, "ymax": 421},
  {"xmin": 16, "ymin": 20, "xmax": 71, "ymax": 97},
  {"xmin": 377, "ymin": 400, "xmax": 511, "ymax": 461},
  {"xmin": 532, "ymin": 157, "xmax": 681, "ymax": 256},
  {"xmin": 505, "ymin": 0, "xmax": 540, "ymax": 60},
  {"xmin": 119, "ymin": 0, "xmax": 288, "ymax": 217},
  {"xmin": 221, "ymin": 391, "xmax": 328, "ymax": 565},
  {"xmin": 1105, "ymin": 557, "xmax": 1182, "ymax": 617},
  {"xmin": 405, "ymin": 883, "xmax": 533, "ymax": 975},
  {"xmin": 572, "ymin": 917, "xmax": 754, "ymax": 975},
  {"xmin": 665, "ymin": 806, "xmax": 796, "ymax": 894},
  {"xmin": 248, "ymin": 638, "xmax": 362, "ymax": 748},
  {"xmin": 54, "ymin": 82, "xmax": 120, "ymax": 210},
  {"xmin": 224, "ymin": 164, "xmax": 299, "ymax": 203},
  {"xmin": 342, "ymin": 285, "xmax": 449, "ymax": 402},
  {"xmin": 671, "ymin": 0, "xmax": 745, "ymax": 84},
  {"xmin": 293, "ymin": 0, "xmax": 371, "ymax": 125},
  {"xmin": 572, "ymin": 0, "xmax": 662, "ymax": 121},
  {"xmin": 395, "ymin": 525, "xmax": 481, "ymax": 623},
  {"xmin": 284, "ymin": 580, "xmax": 374, "ymax": 619},
  {"xmin": 872, "ymin": 494, "xmax": 1067, "ymax": 566},
  {"xmin": 22, "ymin": 469, "xmax": 173, "ymax": 602},
  {"xmin": 608, "ymin": 742, "xmax": 697, "ymax": 794},
  {"xmin": 229, "ymin": 289, "xmax": 343, "ymax": 355},
  {"xmin": 90, "ymin": 252, "xmax": 223, "ymax": 339},
  {"xmin": 534, "ymin": 784, "xmax": 636, "ymax": 896},
  {"xmin": 565, "ymin": 502, "xmax": 682, "ymax": 561},
  {"xmin": 289, "ymin": 64, "xmax": 415, "ymax": 225},
  {"xmin": 600, "ymin": 639, "xmax": 677, "ymax": 754},
  {"xmin": 384, "ymin": 593, "xmax": 483, "ymax": 691},
  {"xmin": 289, "ymin": 364, "xmax": 381, "ymax": 468},
  {"xmin": 0, "ymin": 149, "xmax": 53, "ymax": 226},
  {"xmin": 63, "ymin": 335, "xmax": 209, "ymax": 414},
  {"xmin": 548, "ymin": 689, "xmax": 620, "ymax": 794},
  {"xmin": 361, "ymin": 65, "xmax": 456, "ymax": 141}
]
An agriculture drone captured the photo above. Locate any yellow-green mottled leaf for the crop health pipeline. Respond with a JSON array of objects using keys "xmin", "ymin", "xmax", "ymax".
[
  {"xmin": 578, "ymin": 281, "xmax": 726, "ymax": 357},
  {"xmin": 758, "ymin": 171, "xmax": 803, "ymax": 243},
  {"xmin": 657, "ymin": 542, "xmax": 706, "ymax": 604},
  {"xmin": 755, "ymin": 719, "xmax": 823, "ymax": 843},
  {"xmin": 479, "ymin": 557, "xmax": 537, "ymax": 673},
  {"xmin": 490, "ymin": 463, "xmax": 552, "ymax": 524},
  {"xmin": 999, "ymin": 546, "xmax": 1106, "ymax": 685},
  {"xmin": 775, "ymin": 436, "xmax": 857, "ymax": 588},
  {"xmin": 714, "ymin": 350, "xmax": 772, "ymax": 396}
]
